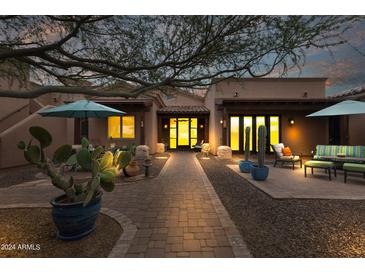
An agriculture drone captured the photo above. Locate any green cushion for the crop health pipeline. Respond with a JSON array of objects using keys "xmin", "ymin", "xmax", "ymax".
[
  {"xmin": 343, "ymin": 163, "xmax": 365, "ymax": 172},
  {"xmin": 315, "ymin": 145, "xmax": 365, "ymax": 158},
  {"xmin": 305, "ymin": 160, "xmax": 334, "ymax": 168}
]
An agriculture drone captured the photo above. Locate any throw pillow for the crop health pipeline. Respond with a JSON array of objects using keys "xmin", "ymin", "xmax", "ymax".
[
  {"xmin": 282, "ymin": 147, "xmax": 292, "ymax": 156},
  {"xmin": 272, "ymin": 143, "xmax": 285, "ymax": 157}
]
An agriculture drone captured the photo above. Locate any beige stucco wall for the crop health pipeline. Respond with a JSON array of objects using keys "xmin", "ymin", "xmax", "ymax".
[
  {"xmin": 281, "ymin": 112, "xmax": 328, "ymax": 155},
  {"xmin": 0, "ymin": 107, "xmax": 69, "ymax": 169},
  {"xmin": 145, "ymin": 102, "xmax": 158, "ymax": 154},
  {"xmin": 349, "ymin": 114, "xmax": 365, "ymax": 145},
  {"xmin": 214, "ymin": 78, "xmax": 326, "ymax": 99},
  {"xmin": 164, "ymin": 92, "xmax": 204, "ymax": 106},
  {"xmin": 205, "ymin": 78, "xmax": 328, "ymax": 155}
]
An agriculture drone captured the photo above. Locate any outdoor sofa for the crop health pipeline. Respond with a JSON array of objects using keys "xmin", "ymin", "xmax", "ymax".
[
  {"xmin": 313, "ymin": 145, "xmax": 365, "ymax": 164},
  {"xmin": 313, "ymin": 145, "xmax": 365, "ymax": 183}
]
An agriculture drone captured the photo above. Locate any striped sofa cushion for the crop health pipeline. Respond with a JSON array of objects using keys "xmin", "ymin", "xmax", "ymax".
[
  {"xmin": 315, "ymin": 145, "xmax": 339, "ymax": 157},
  {"xmin": 315, "ymin": 145, "xmax": 365, "ymax": 158}
]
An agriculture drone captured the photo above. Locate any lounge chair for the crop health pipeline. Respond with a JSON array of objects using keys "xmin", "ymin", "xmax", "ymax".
[{"xmin": 271, "ymin": 143, "xmax": 302, "ymax": 170}]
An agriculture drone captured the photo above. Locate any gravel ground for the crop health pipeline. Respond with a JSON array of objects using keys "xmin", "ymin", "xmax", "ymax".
[
  {"xmin": 197, "ymin": 154, "xmax": 365, "ymax": 257},
  {"xmin": 0, "ymin": 165, "xmax": 39, "ymax": 188},
  {"xmin": 0, "ymin": 208, "xmax": 122, "ymax": 258}
]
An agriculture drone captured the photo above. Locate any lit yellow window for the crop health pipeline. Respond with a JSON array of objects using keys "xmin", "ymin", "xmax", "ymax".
[
  {"xmin": 243, "ymin": 116, "xmax": 253, "ymax": 151},
  {"xmin": 190, "ymin": 118, "xmax": 198, "ymax": 148},
  {"xmin": 270, "ymin": 116, "xmax": 280, "ymax": 151},
  {"xmin": 122, "ymin": 116, "xmax": 135, "ymax": 139},
  {"xmin": 170, "ymin": 118, "xmax": 177, "ymax": 149},
  {"xmin": 108, "ymin": 116, "xmax": 121, "ymax": 138},
  {"xmin": 230, "ymin": 116, "xmax": 240, "ymax": 151}
]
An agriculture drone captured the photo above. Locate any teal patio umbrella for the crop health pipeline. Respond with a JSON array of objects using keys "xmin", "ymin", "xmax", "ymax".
[
  {"xmin": 38, "ymin": 99, "xmax": 125, "ymax": 118},
  {"xmin": 306, "ymin": 100, "xmax": 365, "ymax": 117}
]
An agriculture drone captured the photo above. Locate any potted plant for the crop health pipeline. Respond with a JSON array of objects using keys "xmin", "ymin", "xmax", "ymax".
[
  {"xmin": 123, "ymin": 144, "xmax": 140, "ymax": 177},
  {"xmin": 251, "ymin": 125, "xmax": 269, "ymax": 181},
  {"xmin": 17, "ymin": 126, "xmax": 125, "ymax": 240},
  {"xmin": 238, "ymin": 126, "xmax": 253, "ymax": 173}
]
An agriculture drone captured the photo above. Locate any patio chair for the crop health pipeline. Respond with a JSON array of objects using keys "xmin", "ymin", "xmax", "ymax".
[
  {"xmin": 271, "ymin": 143, "xmax": 302, "ymax": 170},
  {"xmin": 192, "ymin": 140, "xmax": 204, "ymax": 152}
]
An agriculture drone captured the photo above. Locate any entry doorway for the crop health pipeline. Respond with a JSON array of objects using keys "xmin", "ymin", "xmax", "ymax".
[{"xmin": 169, "ymin": 117, "xmax": 199, "ymax": 150}]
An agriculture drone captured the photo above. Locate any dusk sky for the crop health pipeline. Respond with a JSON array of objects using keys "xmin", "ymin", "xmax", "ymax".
[{"xmin": 285, "ymin": 19, "xmax": 365, "ymax": 96}]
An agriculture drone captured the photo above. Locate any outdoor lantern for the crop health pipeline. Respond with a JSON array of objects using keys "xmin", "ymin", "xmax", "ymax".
[
  {"xmin": 140, "ymin": 120, "xmax": 144, "ymax": 128},
  {"xmin": 200, "ymin": 124, "xmax": 204, "ymax": 128},
  {"xmin": 288, "ymin": 118, "xmax": 295, "ymax": 125},
  {"xmin": 164, "ymin": 124, "xmax": 168, "ymax": 129}
]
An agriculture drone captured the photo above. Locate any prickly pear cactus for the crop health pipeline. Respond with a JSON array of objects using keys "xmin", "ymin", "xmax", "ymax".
[
  {"xmin": 17, "ymin": 126, "xmax": 118, "ymax": 207},
  {"xmin": 257, "ymin": 125, "xmax": 267, "ymax": 168}
]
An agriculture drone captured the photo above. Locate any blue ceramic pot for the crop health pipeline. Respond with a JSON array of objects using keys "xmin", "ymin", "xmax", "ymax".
[
  {"xmin": 50, "ymin": 192, "xmax": 102, "ymax": 241},
  {"xmin": 251, "ymin": 165, "xmax": 269, "ymax": 181},
  {"xmin": 238, "ymin": 160, "xmax": 253, "ymax": 173}
]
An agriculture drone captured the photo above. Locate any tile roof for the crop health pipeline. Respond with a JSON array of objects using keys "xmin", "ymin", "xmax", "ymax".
[
  {"xmin": 328, "ymin": 85, "xmax": 365, "ymax": 99},
  {"xmin": 157, "ymin": 105, "xmax": 210, "ymax": 114}
]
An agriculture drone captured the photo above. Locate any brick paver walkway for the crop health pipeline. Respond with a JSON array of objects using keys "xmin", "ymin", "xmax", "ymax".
[{"xmin": 0, "ymin": 152, "xmax": 250, "ymax": 258}]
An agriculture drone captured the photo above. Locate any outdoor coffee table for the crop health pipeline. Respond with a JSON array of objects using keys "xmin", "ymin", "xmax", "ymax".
[{"xmin": 304, "ymin": 160, "xmax": 336, "ymax": 181}]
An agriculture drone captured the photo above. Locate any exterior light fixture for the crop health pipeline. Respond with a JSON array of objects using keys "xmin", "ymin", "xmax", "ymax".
[
  {"xmin": 220, "ymin": 120, "xmax": 223, "ymax": 124},
  {"xmin": 200, "ymin": 124, "xmax": 204, "ymax": 128},
  {"xmin": 140, "ymin": 120, "xmax": 144, "ymax": 128},
  {"xmin": 164, "ymin": 124, "xmax": 168, "ymax": 129},
  {"xmin": 288, "ymin": 118, "xmax": 295, "ymax": 125}
]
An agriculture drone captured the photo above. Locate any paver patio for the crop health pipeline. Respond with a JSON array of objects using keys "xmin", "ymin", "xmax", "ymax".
[
  {"xmin": 228, "ymin": 163, "xmax": 365, "ymax": 200},
  {"xmin": 0, "ymin": 152, "xmax": 250, "ymax": 258}
]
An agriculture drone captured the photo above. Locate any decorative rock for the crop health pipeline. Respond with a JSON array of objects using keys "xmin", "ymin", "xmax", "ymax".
[
  {"xmin": 156, "ymin": 143, "xmax": 165, "ymax": 154},
  {"xmin": 134, "ymin": 145, "xmax": 150, "ymax": 161},
  {"xmin": 217, "ymin": 146, "xmax": 232, "ymax": 159},
  {"xmin": 201, "ymin": 143, "xmax": 210, "ymax": 157}
]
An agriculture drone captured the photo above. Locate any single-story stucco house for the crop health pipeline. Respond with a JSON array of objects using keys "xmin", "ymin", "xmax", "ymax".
[{"xmin": 1, "ymin": 75, "xmax": 364, "ymax": 169}]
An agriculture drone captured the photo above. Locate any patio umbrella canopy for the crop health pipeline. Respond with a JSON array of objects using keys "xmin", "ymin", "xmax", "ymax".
[
  {"xmin": 38, "ymin": 99, "xmax": 125, "ymax": 118},
  {"xmin": 306, "ymin": 100, "xmax": 365, "ymax": 117}
]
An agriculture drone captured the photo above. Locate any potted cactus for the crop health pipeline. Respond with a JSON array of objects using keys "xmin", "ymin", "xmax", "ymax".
[
  {"xmin": 238, "ymin": 126, "xmax": 253, "ymax": 173},
  {"xmin": 17, "ymin": 126, "xmax": 122, "ymax": 240},
  {"xmin": 251, "ymin": 125, "xmax": 269, "ymax": 181}
]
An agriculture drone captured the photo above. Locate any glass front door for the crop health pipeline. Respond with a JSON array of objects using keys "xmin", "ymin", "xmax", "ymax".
[
  {"xmin": 177, "ymin": 118, "xmax": 189, "ymax": 146},
  {"xmin": 169, "ymin": 117, "xmax": 199, "ymax": 149}
]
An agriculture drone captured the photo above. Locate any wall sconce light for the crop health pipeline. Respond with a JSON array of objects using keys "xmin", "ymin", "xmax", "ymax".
[
  {"xmin": 140, "ymin": 121, "xmax": 144, "ymax": 128},
  {"xmin": 288, "ymin": 118, "xmax": 295, "ymax": 126},
  {"xmin": 164, "ymin": 124, "xmax": 168, "ymax": 129},
  {"xmin": 220, "ymin": 120, "xmax": 223, "ymax": 124},
  {"xmin": 200, "ymin": 124, "xmax": 204, "ymax": 129}
]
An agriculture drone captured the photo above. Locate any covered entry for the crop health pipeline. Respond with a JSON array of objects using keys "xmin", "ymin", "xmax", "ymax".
[{"xmin": 157, "ymin": 106, "xmax": 210, "ymax": 150}]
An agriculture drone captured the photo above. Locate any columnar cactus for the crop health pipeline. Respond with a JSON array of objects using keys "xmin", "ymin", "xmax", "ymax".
[
  {"xmin": 244, "ymin": 126, "xmax": 251, "ymax": 161},
  {"xmin": 257, "ymin": 125, "xmax": 267, "ymax": 168},
  {"xmin": 17, "ymin": 126, "xmax": 118, "ymax": 206}
]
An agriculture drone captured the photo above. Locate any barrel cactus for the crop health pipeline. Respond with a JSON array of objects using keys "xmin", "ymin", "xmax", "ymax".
[
  {"xmin": 257, "ymin": 125, "xmax": 267, "ymax": 168},
  {"xmin": 17, "ymin": 126, "xmax": 118, "ymax": 206},
  {"xmin": 244, "ymin": 126, "xmax": 251, "ymax": 161}
]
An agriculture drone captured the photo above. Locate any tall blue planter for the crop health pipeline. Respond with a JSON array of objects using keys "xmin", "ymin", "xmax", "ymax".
[
  {"xmin": 251, "ymin": 165, "xmax": 269, "ymax": 181},
  {"xmin": 50, "ymin": 192, "xmax": 102, "ymax": 241},
  {"xmin": 238, "ymin": 160, "xmax": 253, "ymax": 173}
]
